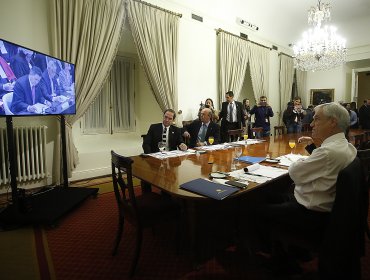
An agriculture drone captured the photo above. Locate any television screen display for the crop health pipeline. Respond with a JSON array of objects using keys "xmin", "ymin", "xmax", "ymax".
[{"xmin": 0, "ymin": 38, "xmax": 76, "ymax": 116}]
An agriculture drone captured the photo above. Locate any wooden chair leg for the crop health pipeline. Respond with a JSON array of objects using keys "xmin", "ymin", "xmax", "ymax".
[
  {"xmin": 130, "ymin": 227, "xmax": 143, "ymax": 278},
  {"xmin": 112, "ymin": 216, "xmax": 124, "ymax": 255}
]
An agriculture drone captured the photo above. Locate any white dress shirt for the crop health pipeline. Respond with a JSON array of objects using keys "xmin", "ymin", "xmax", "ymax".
[{"xmin": 289, "ymin": 132, "xmax": 357, "ymax": 212}]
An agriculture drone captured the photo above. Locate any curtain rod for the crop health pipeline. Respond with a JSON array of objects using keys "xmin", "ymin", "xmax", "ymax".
[
  {"xmin": 132, "ymin": 0, "xmax": 182, "ymax": 17},
  {"xmin": 216, "ymin": 28, "xmax": 272, "ymax": 50},
  {"xmin": 279, "ymin": 52, "xmax": 293, "ymax": 58}
]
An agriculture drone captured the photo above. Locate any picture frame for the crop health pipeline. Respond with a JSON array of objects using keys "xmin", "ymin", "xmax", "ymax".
[{"xmin": 310, "ymin": 89, "xmax": 334, "ymax": 106}]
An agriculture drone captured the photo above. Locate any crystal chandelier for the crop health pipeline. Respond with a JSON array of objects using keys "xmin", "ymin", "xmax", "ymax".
[{"xmin": 293, "ymin": 0, "xmax": 347, "ymax": 72}]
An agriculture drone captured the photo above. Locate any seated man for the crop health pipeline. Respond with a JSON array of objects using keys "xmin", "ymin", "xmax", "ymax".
[
  {"xmin": 183, "ymin": 107, "xmax": 220, "ymax": 148},
  {"xmin": 11, "ymin": 66, "xmax": 64, "ymax": 114},
  {"xmin": 245, "ymin": 102, "xmax": 357, "ymax": 272},
  {"xmin": 142, "ymin": 109, "xmax": 187, "ymax": 154}
]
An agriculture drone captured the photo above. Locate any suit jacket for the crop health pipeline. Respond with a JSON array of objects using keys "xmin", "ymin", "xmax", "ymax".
[
  {"xmin": 219, "ymin": 101, "xmax": 245, "ymax": 128},
  {"xmin": 11, "ymin": 75, "xmax": 51, "ymax": 113},
  {"xmin": 184, "ymin": 120, "xmax": 221, "ymax": 148},
  {"xmin": 40, "ymin": 70, "xmax": 60, "ymax": 96},
  {"xmin": 142, "ymin": 123, "xmax": 184, "ymax": 154}
]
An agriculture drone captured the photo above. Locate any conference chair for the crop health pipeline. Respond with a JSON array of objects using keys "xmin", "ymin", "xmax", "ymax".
[
  {"xmin": 352, "ymin": 133, "xmax": 365, "ymax": 149},
  {"xmin": 2, "ymin": 92, "xmax": 13, "ymax": 115},
  {"xmin": 272, "ymin": 157, "xmax": 366, "ymax": 279},
  {"xmin": 182, "ymin": 120, "xmax": 193, "ymax": 145},
  {"xmin": 356, "ymin": 149, "xmax": 370, "ymax": 240},
  {"xmin": 273, "ymin": 125, "xmax": 285, "ymax": 136},
  {"xmin": 227, "ymin": 128, "xmax": 244, "ymax": 142},
  {"xmin": 251, "ymin": 127, "xmax": 263, "ymax": 139},
  {"xmin": 111, "ymin": 150, "xmax": 181, "ymax": 278}
]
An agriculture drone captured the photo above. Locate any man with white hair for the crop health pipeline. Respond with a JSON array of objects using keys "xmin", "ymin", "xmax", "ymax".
[{"xmin": 247, "ymin": 102, "xmax": 357, "ymax": 267}]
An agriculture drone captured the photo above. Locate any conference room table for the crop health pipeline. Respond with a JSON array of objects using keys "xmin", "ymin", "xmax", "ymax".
[{"xmin": 130, "ymin": 129, "xmax": 367, "ymax": 263}]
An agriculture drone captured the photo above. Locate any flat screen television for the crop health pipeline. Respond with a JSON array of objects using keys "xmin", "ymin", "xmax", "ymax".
[{"xmin": 0, "ymin": 38, "xmax": 76, "ymax": 116}]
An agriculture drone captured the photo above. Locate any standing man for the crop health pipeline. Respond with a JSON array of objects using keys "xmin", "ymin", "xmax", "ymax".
[
  {"xmin": 182, "ymin": 107, "xmax": 220, "ymax": 148},
  {"xmin": 250, "ymin": 95, "xmax": 274, "ymax": 137},
  {"xmin": 142, "ymin": 109, "xmax": 187, "ymax": 154},
  {"xmin": 283, "ymin": 96, "xmax": 306, "ymax": 133},
  {"xmin": 218, "ymin": 91, "xmax": 245, "ymax": 142},
  {"xmin": 359, "ymin": 99, "xmax": 370, "ymax": 129}
]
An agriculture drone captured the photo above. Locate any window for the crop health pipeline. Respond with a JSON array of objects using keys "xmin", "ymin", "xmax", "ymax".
[{"xmin": 82, "ymin": 56, "xmax": 135, "ymax": 134}]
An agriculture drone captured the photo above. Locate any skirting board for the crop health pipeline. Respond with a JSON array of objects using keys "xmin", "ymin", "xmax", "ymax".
[{"xmin": 71, "ymin": 166, "xmax": 111, "ymax": 182}]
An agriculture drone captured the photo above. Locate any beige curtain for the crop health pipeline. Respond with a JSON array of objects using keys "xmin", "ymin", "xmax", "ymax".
[
  {"xmin": 248, "ymin": 42, "xmax": 270, "ymax": 101},
  {"xmin": 279, "ymin": 55, "xmax": 295, "ymax": 119},
  {"xmin": 296, "ymin": 70, "xmax": 308, "ymax": 106},
  {"xmin": 50, "ymin": 0, "xmax": 125, "ymax": 184},
  {"xmin": 127, "ymin": 0, "xmax": 179, "ymax": 112},
  {"xmin": 218, "ymin": 31, "xmax": 249, "ymax": 102}
]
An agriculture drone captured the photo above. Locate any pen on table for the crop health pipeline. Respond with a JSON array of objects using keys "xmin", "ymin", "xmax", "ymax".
[{"xmin": 244, "ymin": 172, "xmax": 265, "ymax": 177}]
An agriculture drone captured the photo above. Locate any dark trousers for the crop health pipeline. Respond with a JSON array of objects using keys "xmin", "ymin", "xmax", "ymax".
[
  {"xmin": 244, "ymin": 193, "xmax": 330, "ymax": 253},
  {"xmin": 221, "ymin": 121, "xmax": 239, "ymax": 142}
]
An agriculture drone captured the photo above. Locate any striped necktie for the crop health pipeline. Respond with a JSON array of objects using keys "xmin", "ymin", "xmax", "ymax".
[
  {"xmin": 229, "ymin": 103, "xmax": 234, "ymax": 122},
  {"xmin": 162, "ymin": 127, "xmax": 167, "ymax": 147}
]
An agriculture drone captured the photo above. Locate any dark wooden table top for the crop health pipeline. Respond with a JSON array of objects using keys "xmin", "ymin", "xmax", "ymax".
[{"xmin": 131, "ymin": 132, "xmax": 314, "ymax": 199}]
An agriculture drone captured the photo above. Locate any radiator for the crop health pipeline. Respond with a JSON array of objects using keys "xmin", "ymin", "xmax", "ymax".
[{"xmin": 0, "ymin": 126, "xmax": 48, "ymax": 185}]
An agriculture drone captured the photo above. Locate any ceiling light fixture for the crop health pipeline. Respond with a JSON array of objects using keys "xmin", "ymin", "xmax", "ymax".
[{"xmin": 292, "ymin": 0, "xmax": 346, "ymax": 72}]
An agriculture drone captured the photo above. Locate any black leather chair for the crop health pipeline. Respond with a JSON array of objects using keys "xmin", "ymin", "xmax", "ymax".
[
  {"xmin": 227, "ymin": 128, "xmax": 244, "ymax": 142},
  {"xmin": 356, "ymin": 149, "xmax": 370, "ymax": 240},
  {"xmin": 111, "ymin": 150, "xmax": 181, "ymax": 277},
  {"xmin": 273, "ymin": 157, "xmax": 366, "ymax": 279}
]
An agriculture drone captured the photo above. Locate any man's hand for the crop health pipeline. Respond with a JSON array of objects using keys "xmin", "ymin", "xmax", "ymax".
[
  {"xmin": 27, "ymin": 105, "xmax": 37, "ymax": 113},
  {"xmin": 179, "ymin": 143, "xmax": 187, "ymax": 151},
  {"xmin": 2, "ymin": 82, "xmax": 14, "ymax": 91},
  {"xmin": 183, "ymin": 131, "xmax": 190, "ymax": 138},
  {"xmin": 298, "ymin": 136, "xmax": 313, "ymax": 146}
]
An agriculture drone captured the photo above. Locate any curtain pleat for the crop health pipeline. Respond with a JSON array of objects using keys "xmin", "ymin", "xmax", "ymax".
[
  {"xmin": 218, "ymin": 32, "xmax": 249, "ymax": 103},
  {"xmin": 248, "ymin": 43, "xmax": 270, "ymax": 101},
  {"xmin": 50, "ymin": 0, "xmax": 125, "ymax": 184},
  {"xmin": 296, "ymin": 70, "xmax": 308, "ymax": 106},
  {"xmin": 127, "ymin": 0, "xmax": 179, "ymax": 112},
  {"xmin": 279, "ymin": 55, "xmax": 295, "ymax": 121}
]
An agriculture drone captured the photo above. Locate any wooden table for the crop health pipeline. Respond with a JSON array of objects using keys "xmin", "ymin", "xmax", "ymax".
[
  {"xmin": 131, "ymin": 133, "xmax": 313, "ymax": 263},
  {"xmin": 131, "ymin": 133, "xmax": 310, "ymax": 199}
]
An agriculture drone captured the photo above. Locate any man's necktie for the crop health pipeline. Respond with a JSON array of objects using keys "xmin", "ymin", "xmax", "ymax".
[
  {"xmin": 199, "ymin": 124, "xmax": 207, "ymax": 142},
  {"xmin": 162, "ymin": 127, "xmax": 167, "ymax": 147},
  {"xmin": 229, "ymin": 103, "xmax": 234, "ymax": 122},
  {"xmin": 31, "ymin": 85, "xmax": 36, "ymax": 104}
]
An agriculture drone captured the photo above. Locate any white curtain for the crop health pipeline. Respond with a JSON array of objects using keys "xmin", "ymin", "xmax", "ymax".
[
  {"xmin": 50, "ymin": 0, "xmax": 125, "ymax": 184},
  {"xmin": 279, "ymin": 55, "xmax": 295, "ymax": 117},
  {"xmin": 218, "ymin": 31, "xmax": 249, "ymax": 102},
  {"xmin": 296, "ymin": 70, "xmax": 308, "ymax": 106},
  {"xmin": 127, "ymin": 0, "xmax": 179, "ymax": 112},
  {"xmin": 248, "ymin": 42, "xmax": 270, "ymax": 101}
]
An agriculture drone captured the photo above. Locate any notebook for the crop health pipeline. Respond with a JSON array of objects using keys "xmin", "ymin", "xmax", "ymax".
[
  {"xmin": 237, "ymin": 156, "xmax": 265, "ymax": 164},
  {"xmin": 180, "ymin": 178, "xmax": 239, "ymax": 200}
]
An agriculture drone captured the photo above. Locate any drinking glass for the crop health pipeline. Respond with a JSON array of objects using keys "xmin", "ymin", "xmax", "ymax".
[
  {"xmin": 288, "ymin": 139, "xmax": 296, "ymax": 154},
  {"xmin": 158, "ymin": 142, "xmax": 166, "ymax": 153},
  {"xmin": 208, "ymin": 136, "xmax": 214, "ymax": 145},
  {"xmin": 235, "ymin": 146, "xmax": 243, "ymax": 166}
]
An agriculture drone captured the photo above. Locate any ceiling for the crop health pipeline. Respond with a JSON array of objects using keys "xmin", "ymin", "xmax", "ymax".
[{"xmin": 166, "ymin": 0, "xmax": 370, "ymax": 50}]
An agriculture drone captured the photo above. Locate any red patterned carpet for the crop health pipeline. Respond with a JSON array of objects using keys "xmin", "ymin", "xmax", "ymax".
[{"xmin": 33, "ymin": 191, "xmax": 370, "ymax": 280}]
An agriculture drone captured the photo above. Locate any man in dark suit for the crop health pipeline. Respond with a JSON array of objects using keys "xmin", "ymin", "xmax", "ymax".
[
  {"xmin": 11, "ymin": 66, "xmax": 54, "ymax": 114},
  {"xmin": 142, "ymin": 109, "xmax": 187, "ymax": 154},
  {"xmin": 218, "ymin": 91, "xmax": 245, "ymax": 142},
  {"xmin": 40, "ymin": 59, "xmax": 61, "ymax": 97},
  {"xmin": 182, "ymin": 107, "xmax": 220, "ymax": 148}
]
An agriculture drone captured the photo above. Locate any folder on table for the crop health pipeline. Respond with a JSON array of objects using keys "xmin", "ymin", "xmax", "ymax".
[
  {"xmin": 180, "ymin": 178, "xmax": 239, "ymax": 200},
  {"xmin": 238, "ymin": 156, "xmax": 265, "ymax": 164}
]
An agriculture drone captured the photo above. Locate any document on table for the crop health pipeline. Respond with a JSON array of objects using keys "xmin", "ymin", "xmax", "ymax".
[
  {"xmin": 149, "ymin": 149, "xmax": 196, "ymax": 159},
  {"xmin": 229, "ymin": 164, "xmax": 288, "ymax": 183},
  {"xmin": 277, "ymin": 154, "xmax": 308, "ymax": 167}
]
